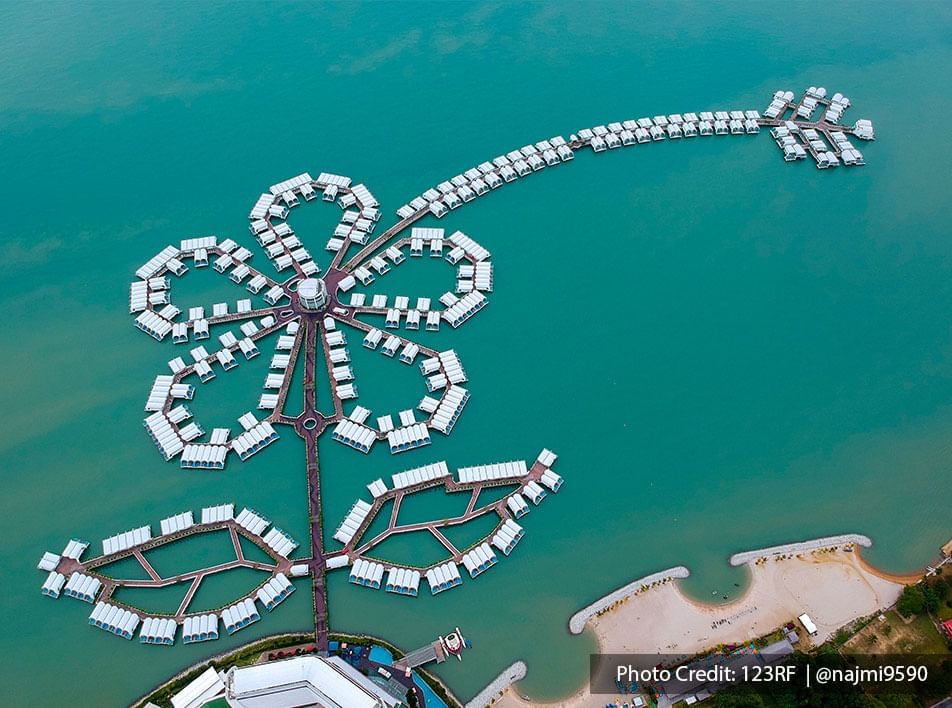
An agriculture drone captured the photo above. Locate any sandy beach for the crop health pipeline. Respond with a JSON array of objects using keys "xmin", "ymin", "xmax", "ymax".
[{"xmin": 491, "ymin": 548, "xmax": 907, "ymax": 708}]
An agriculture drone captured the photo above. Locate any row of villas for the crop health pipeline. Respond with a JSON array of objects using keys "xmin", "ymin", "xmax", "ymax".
[
  {"xmin": 331, "ymin": 450, "xmax": 563, "ymax": 598},
  {"xmin": 770, "ymin": 119, "xmax": 870, "ymax": 168},
  {"xmin": 396, "ymin": 137, "xmax": 574, "ymax": 220},
  {"xmin": 131, "ymin": 235, "xmax": 284, "ymax": 348},
  {"xmin": 37, "ymin": 503, "xmax": 310, "ymax": 644},
  {"xmin": 347, "ymin": 227, "xmax": 494, "ymax": 338},
  {"xmin": 327, "ymin": 367, "xmax": 470, "ymax": 457},
  {"xmin": 578, "ymin": 110, "xmax": 762, "ymax": 156},
  {"xmin": 248, "ymin": 172, "xmax": 382, "ymax": 271}
]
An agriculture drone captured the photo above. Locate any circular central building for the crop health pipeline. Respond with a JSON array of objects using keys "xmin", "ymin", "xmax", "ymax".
[{"xmin": 298, "ymin": 278, "xmax": 328, "ymax": 311}]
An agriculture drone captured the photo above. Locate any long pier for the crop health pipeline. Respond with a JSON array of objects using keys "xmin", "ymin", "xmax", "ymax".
[
  {"xmin": 304, "ymin": 428, "xmax": 329, "ymax": 649},
  {"xmin": 43, "ymin": 85, "xmax": 875, "ymax": 663}
]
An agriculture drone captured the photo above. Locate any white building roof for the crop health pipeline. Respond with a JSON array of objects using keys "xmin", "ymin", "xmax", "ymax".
[
  {"xmin": 226, "ymin": 656, "xmax": 399, "ymax": 708},
  {"xmin": 171, "ymin": 666, "xmax": 225, "ymax": 708}
]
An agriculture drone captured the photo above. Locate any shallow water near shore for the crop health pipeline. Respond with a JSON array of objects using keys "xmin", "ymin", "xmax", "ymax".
[{"xmin": 1, "ymin": 2, "xmax": 951, "ymax": 704}]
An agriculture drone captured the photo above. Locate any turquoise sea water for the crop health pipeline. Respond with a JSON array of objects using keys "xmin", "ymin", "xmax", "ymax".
[{"xmin": 1, "ymin": 2, "xmax": 951, "ymax": 705}]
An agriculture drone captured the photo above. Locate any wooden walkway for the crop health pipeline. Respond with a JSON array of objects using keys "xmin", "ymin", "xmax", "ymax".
[
  {"xmin": 58, "ymin": 520, "xmax": 290, "ymax": 623},
  {"xmin": 113, "ymin": 86, "xmax": 870, "ymax": 650},
  {"xmin": 345, "ymin": 459, "xmax": 552, "ymax": 568}
]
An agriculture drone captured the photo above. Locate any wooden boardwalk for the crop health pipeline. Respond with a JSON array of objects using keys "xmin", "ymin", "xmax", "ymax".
[
  {"xmin": 105, "ymin": 86, "xmax": 872, "ymax": 653},
  {"xmin": 346, "ymin": 459, "xmax": 553, "ymax": 568},
  {"xmin": 57, "ymin": 519, "xmax": 290, "ymax": 623}
]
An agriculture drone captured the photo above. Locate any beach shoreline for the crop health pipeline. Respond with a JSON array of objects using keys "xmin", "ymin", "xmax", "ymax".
[{"xmin": 485, "ymin": 536, "xmax": 918, "ymax": 708}]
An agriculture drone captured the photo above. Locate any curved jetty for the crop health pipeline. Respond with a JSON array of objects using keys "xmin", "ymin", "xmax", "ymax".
[
  {"xmin": 465, "ymin": 661, "xmax": 528, "ymax": 708},
  {"xmin": 729, "ymin": 533, "xmax": 872, "ymax": 566},
  {"xmin": 568, "ymin": 566, "xmax": 691, "ymax": 634},
  {"xmin": 40, "ymin": 86, "xmax": 876, "ymax": 652},
  {"xmin": 564, "ymin": 532, "xmax": 875, "ymax": 637}
]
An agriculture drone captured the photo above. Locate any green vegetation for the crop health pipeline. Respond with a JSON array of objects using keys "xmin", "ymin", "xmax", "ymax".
[
  {"xmin": 711, "ymin": 648, "xmax": 952, "ymax": 707},
  {"xmin": 845, "ymin": 610, "xmax": 949, "ymax": 656},
  {"xmin": 896, "ymin": 583, "xmax": 941, "ymax": 618},
  {"xmin": 928, "ymin": 573, "xmax": 952, "ymax": 621},
  {"xmin": 751, "ymin": 627, "xmax": 786, "ymax": 649},
  {"xmin": 706, "ymin": 568, "xmax": 952, "ymax": 708},
  {"xmin": 906, "ymin": 614, "xmax": 952, "ymax": 655},
  {"xmin": 830, "ymin": 614, "xmax": 877, "ymax": 648}
]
